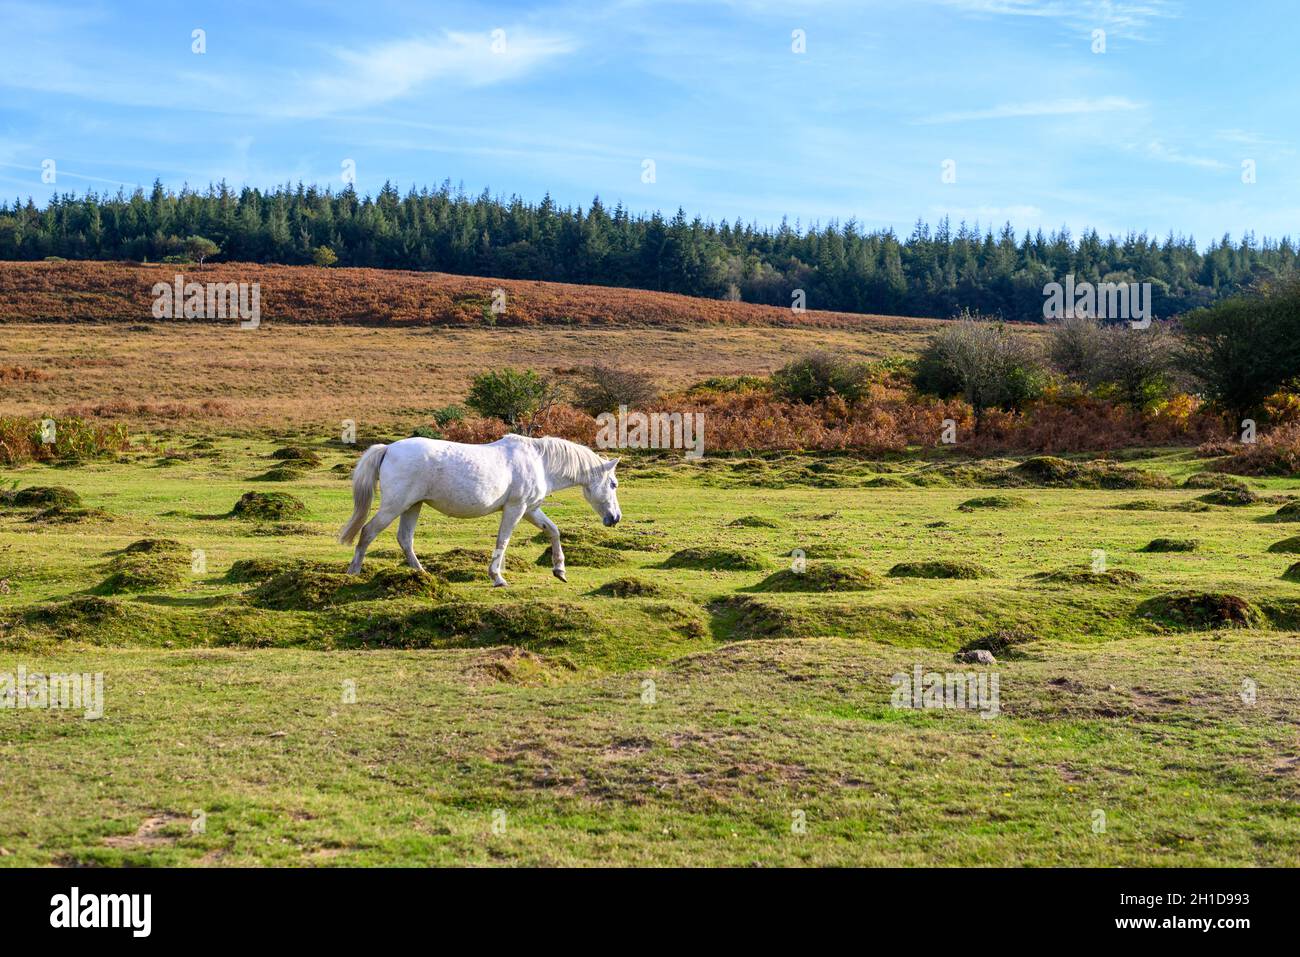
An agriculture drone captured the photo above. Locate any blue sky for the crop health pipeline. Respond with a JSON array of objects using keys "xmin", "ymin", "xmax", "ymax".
[{"xmin": 0, "ymin": 0, "xmax": 1294, "ymax": 244}]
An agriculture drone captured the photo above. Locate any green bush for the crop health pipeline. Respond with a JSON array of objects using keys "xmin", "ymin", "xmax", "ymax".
[
  {"xmin": 466, "ymin": 368, "xmax": 558, "ymax": 434},
  {"xmin": 914, "ymin": 313, "xmax": 1045, "ymax": 418},
  {"xmin": 770, "ymin": 352, "xmax": 872, "ymax": 404}
]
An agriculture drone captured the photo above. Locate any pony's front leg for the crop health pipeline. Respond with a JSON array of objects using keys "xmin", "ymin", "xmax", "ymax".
[
  {"xmin": 489, "ymin": 502, "xmax": 527, "ymax": 587},
  {"xmin": 525, "ymin": 507, "xmax": 566, "ymax": 582}
]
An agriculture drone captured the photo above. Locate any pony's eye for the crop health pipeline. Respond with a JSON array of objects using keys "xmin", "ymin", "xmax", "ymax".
[{"xmin": 611, "ymin": 480, "xmax": 618, "ymax": 489}]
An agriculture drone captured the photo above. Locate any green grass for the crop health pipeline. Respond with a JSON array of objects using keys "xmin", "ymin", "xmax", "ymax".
[{"xmin": 2, "ymin": 438, "xmax": 1300, "ymax": 865}]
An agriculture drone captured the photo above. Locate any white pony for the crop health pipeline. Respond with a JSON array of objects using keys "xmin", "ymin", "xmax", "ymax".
[{"xmin": 338, "ymin": 434, "xmax": 621, "ymax": 587}]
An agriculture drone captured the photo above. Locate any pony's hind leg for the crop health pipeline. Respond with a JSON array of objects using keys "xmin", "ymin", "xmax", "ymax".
[
  {"xmin": 489, "ymin": 502, "xmax": 527, "ymax": 587},
  {"xmin": 396, "ymin": 503, "xmax": 424, "ymax": 571},
  {"xmin": 347, "ymin": 500, "xmax": 404, "ymax": 575}
]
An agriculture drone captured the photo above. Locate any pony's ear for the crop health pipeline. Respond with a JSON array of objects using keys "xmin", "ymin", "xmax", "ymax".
[{"xmin": 604, "ymin": 457, "xmax": 620, "ymax": 471}]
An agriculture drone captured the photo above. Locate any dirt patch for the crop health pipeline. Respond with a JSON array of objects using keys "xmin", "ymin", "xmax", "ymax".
[{"xmin": 102, "ymin": 813, "xmax": 190, "ymax": 849}]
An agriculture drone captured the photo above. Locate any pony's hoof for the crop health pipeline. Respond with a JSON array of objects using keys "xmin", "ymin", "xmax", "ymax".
[
  {"xmin": 553, "ymin": 568, "xmax": 567, "ymax": 582},
  {"xmin": 492, "ymin": 579, "xmax": 509, "ymax": 588}
]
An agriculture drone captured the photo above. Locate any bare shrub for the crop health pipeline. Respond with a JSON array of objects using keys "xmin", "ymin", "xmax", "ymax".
[{"xmin": 571, "ymin": 363, "xmax": 660, "ymax": 416}]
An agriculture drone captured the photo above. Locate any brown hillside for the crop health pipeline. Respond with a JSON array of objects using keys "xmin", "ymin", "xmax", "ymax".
[{"xmin": 0, "ymin": 260, "xmax": 944, "ymax": 332}]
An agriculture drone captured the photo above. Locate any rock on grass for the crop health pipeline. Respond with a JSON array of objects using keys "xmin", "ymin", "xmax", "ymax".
[
  {"xmin": 1136, "ymin": 592, "xmax": 1263, "ymax": 629},
  {"xmin": 660, "ymin": 547, "xmax": 774, "ymax": 571},
  {"xmin": 888, "ymin": 560, "xmax": 990, "ymax": 580},
  {"xmin": 231, "ymin": 491, "xmax": 306, "ymax": 520},
  {"xmin": 754, "ymin": 563, "xmax": 881, "ymax": 592}
]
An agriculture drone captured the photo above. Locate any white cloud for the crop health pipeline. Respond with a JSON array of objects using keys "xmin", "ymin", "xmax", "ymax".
[
  {"xmin": 935, "ymin": 0, "xmax": 1180, "ymax": 40},
  {"xmin": 915, "ymin": 95, "xmax": 1142, "ymax": 124},
  {"xmin": 1139, "ymin": 140, "xmax": 1228, "ymax": 170}
]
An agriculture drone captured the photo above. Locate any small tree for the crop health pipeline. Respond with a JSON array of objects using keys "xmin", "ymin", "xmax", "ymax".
[
  {"xmin": 1097, "ymin": 322, "xmax": 1176, "ymax": 408},
  {"xmin": 572, "ymin": 363, "xmax": 660, "ymax": 416},
  {"xmin": 466, "ymin": 368, "xmax": 561, "ymax": 436},
  {"xmin": 313, "ymin": 245, "xmax": 338, "ymax": 267},
  {"xmin": 770, "ymin": 351, "xmax": 872, "ymax": 404},
  {"xmin": 1047, "ymin": 314, "xmax": 1107, "ymax": 385},
  {"xmin": 914, "ymin": 313, "xmax": 1045, "ymax": 420},
  {"xmin": 183, "ymin": 235, "xmax": 220, "ymax": 266},
  {"xmin": 1178, "ymin": 282, "xmax": 1300, "ymax": 423}
]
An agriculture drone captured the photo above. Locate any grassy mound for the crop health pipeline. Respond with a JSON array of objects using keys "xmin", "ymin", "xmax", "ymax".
[
  {"xmin": 535, "ymin": 543, "xmax": 623, "ymax": 568},
  {"xmin": 270, "ymin": 447, "xmax": 322, "ymax": 467},
  {"xmin": 1142, "ymin": 538, "xmax": 1199, "ymax": 553},
  {"xmin": 753, "ymin": 563, "xmax": 881, "ymax": 592},
  {"xmin": 122, "ymin": 538, "xmax": 185, "ymax": 555},
  {"xmin": 660, "ymin": 547, "xmax": 774, "ymax": 571},
  {"xmin": 225, "ymin": 557, "xmax": 337, "ymax": 583},
  {"xmin": 27, "ymin": 505, "xmax": 113, "ymax": 524},
  {"xmin": 98, "ymin": 552, "xmax": 188, "ymax": 594},
  {"xmin": 1136, "ymin": 591, "xmax": 1264, "ymax": 630},
  {"xmin": 727, "ymin": 515, "xmax": 784, "ymax": 528},
  {"xmin": 864, "ymin": 476, "xmax": 908, "ymax": 488},
  {"xmin": 1197, "ymin": 488, "xmax": 1258, "ymax": 507},
  {"xmin": 1271, "ymin": 501, "xmax": 1300, "ymax": 522},
  {"xmin": 709, "ymin": 595, "xmax": 805, "ymax": 641},
  {"xmin": 231, "ymin": 491, "xmax": 306, "ymax": 520},
  {"xmin": 345, "ymin": 600, "xmax": 599, "ymax": 650},
  {"xmin": 887, "ymin": 560, "xmax": 991, "ymax": 579},
  {"xmin": 1183, "ymin": 472, "xmax": 1248, "ymax": 490},
  {"xmin": 1038, "ymin": 567, "xmax": 1143, "ymax": 586},
  {"xmin": 252, "ymin": 466, "xmax": 306, "ymax": 482},
  {"xmin": 247, "ymin": 566, "xmax": 448, "ymax": 610},
  {"xmin": 29, "ymin": 595, "xmax": 128, "ymax": 629},
  {"xmin": 594, "ymin": 576, "xmax": 668, "ymax": 598},
  {"xmin": 420, "ymin": 548, "xmax": 529, "ymax": 582},
  {"xmin": 528, "ymin": 526, "xmax": 663, "ymax": 552},
  {"xmin": 3, "ymin": 486, "xmax": 82, "ymax": 509},
  {"xmin": 958, "ymin": 495, "xmax": 1031, "ymax": 510},
  {"xmin": 1267, "ymin": 536, "xmax": 1300, "ymax": 554},
  {"xmin": 1282, "ymin": 563, "xmax": 1300, "ymax": 583},
  {"xmin": 1010, "ymin": 456, "xmax": 1171, "ymax": 490}
]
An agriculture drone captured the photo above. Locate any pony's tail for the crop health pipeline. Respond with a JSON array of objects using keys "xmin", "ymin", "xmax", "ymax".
[{"xmin": 338, "ymin": 443, "xmax": 387, "ymax": 544}]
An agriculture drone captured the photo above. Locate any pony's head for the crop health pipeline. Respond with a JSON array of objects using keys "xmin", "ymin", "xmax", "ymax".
[{"xmin": 582, "ymin": 458, "xmax": 622, "ymax": 526}]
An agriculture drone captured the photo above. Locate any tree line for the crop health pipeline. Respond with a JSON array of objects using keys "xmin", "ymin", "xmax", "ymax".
[{"xmin": 1, "ymin": 180, "xmax": 1296, "ymax": 322}]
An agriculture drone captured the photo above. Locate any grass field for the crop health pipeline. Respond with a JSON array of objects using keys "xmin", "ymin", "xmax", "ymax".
[{"xmin": 3, "ymin": 435, "xmax": 1299, "ymax": 866}]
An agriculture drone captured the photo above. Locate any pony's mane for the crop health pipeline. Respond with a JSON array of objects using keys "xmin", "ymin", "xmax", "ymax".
[{"xmin": 532, "ymin": 436, "xmax": 605, "ymax": 484}]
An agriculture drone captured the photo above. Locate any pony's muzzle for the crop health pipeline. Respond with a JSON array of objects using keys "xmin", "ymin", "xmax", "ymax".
[{"xmin": 603, "ymin": 513, "xmax": 620, "ymax": 527}]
